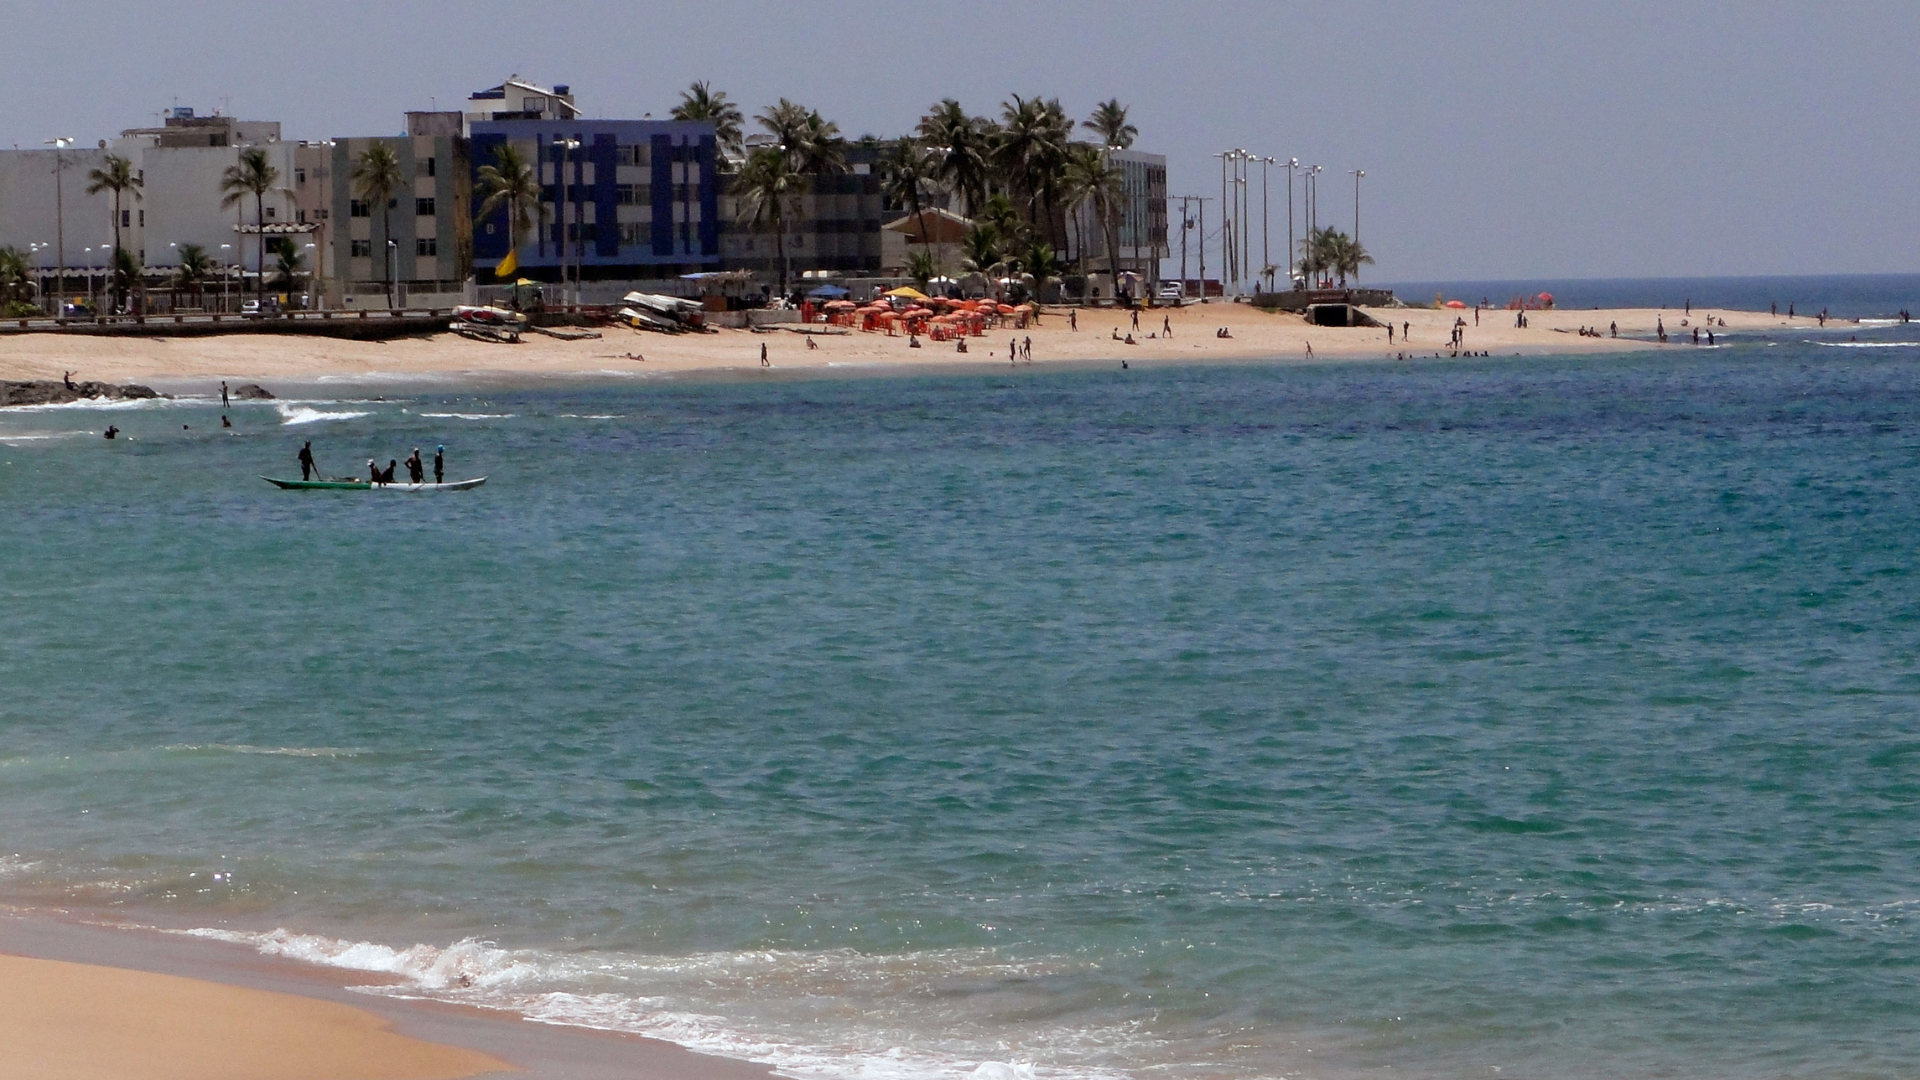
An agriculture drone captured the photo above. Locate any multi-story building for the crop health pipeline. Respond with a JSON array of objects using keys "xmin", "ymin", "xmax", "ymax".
[
  {"xmin": 315, "ymin": 111, "xmax": 471, "ymax": 307},
  {"xmin": 0, "ymin": 107, "xmax": 312, "ymax": 310},
  {"xmin": 1067, "ymin": 148, "xmax": 1169, "ymax": 299},
  {"xmin": 468, "ymin": 114, "xmax": 721, "ymax": 286}
]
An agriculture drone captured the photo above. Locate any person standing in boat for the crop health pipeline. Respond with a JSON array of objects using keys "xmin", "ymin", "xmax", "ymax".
[
  {"xmin": 298, "ymin": 440, "xmax": 316, "ymax": 481},
  {"xmin": 405, "ymin": 448, "xmax": 425, "ymax": 485},
  {"xmin": 433, "ymin": 446, "xmax": 444, "ymax": 485}
]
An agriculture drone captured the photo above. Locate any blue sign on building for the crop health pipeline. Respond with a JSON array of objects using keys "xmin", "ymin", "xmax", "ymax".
[{"xmin": 469, "ymin": 119, "xmax": 720, "ymax": 282}]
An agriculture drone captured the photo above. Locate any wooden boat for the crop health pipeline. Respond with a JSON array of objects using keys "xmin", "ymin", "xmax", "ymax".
[{"xmin": 261, "ymin": 476, "xmax": 487, "ymax": 491}]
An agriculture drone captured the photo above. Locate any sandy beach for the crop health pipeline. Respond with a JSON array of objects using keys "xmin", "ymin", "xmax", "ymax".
[
  {"xmin": 0, "ymin": 913, "xmax": 786, "ymax": 1080},
  {"xmin": 0, "ymin": 302, "xmax": 1818, "ymax": 389}
]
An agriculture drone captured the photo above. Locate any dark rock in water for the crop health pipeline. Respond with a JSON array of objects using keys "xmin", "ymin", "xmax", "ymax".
[
  {"xmin": 0, "ymin": 380, "xmax": 166, "ymax": 407},
  {"xmin": 232, "ymin": 383, "xmax": 275, "ymax": 400}
]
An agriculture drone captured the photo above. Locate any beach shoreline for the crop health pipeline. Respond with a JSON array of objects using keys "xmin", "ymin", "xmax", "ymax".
[
  {"xmin": 0, "ymin": 908, "xmax": 785, "ymax": 1080},
  {"xmin": 0, "ymin": 303, "xmax": 1828, "ymax": 392}
]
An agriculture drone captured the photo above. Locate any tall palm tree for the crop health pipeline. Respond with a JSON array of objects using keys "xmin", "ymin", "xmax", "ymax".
[
  {"xmin": 732, "ymin": 146, "xmax": 803, "ymax": 298},
  {"xmin": 755, "ymin": 99, "xmax": 814, "ymax": 159},
  {"xmin": 219, "ymin": 148, "xmax": 280, "ymax": 305},
  {"xmin": 671, "ymin": 81, "xmax": 744, "ymax": 157},
  {"xmin": 475, "ymin": 141, "xmax": 545, "ymax": 284},
  {"xmin": 917, "ymin": 99, "xmax": 989, "ymax": 214},
  {"xmin": 85, "ymin": 154, "xmax": 142, "ymax": 263},
  {"xmin": 880, "ymin": 138, "xmax": 935, "ymax": 257},
  {"xmin": 1065, "ymin": 144, "xmax": 1124, "ymax": 303},
  {"xmin": 1298, "ymin": 226, "xmax": 1336, "ymax": 288},
  {"xmin": 1083, "ymin": 99, "xmax": 1137, "ymax": 150},
  {"xmin": 995, "ymin": 96, "xmax": 1072, "ymax": 248},
  {"xmin": 350, "ymin": 143, "xmax": 404, "ymax": 306},
  {"xmin": 1020, "ymin": 241, "xmax": 1064, "ymax": 303}
]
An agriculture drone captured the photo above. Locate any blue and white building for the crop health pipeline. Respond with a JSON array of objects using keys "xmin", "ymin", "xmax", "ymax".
[{"xmin": 467, "ymin": 79, "xmax": 721, "ymax": 285}]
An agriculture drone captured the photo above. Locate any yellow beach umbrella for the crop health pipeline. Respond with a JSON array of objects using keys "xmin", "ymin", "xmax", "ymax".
[{"xmin": 884, "ymin": 286, "xmax": 929, "ymax": 300}]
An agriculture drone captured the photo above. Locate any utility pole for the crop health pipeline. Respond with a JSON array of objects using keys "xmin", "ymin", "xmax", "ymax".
[
  {"xmin": 45, "ymin": 137, "xmax": 72, "ymax": 315},
  {"xmin": 1197, "ymin": 195, "xmax": 1206, "ymax": 303},
  {"xmin": 1285, "ymin": 158, "xmax": 1298, "ymax": 290}
]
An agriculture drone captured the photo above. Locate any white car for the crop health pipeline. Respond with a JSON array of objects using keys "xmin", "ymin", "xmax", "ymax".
[{"xmin": 1156, "ymin": 282, "xmax": 1186, "ymax": 302}]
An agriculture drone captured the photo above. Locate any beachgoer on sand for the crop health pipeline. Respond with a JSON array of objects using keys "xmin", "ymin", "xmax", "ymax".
[
  {"xmin": 806, "ymin": 335, "xmax": 818, "ymax": 350},
  {"xmin": 1163, "ymin": 315, "xmax": 1171, "ymax": 337},
  {"xmin": 761, "ymin": 342, "xmax": 769, "ymax": 367}
]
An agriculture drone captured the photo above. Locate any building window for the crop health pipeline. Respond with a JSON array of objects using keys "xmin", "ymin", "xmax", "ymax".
[
  {"xmin": 265, "ymin": 207, "xmax": 276, "ymax": 219},
  {"xmin": 295, "ymin": 168, "xmax": 306, "ymax": 184},
  {"xmin": 416, "ymin": 237, "xmax": 438, "ymax": 256},
  {"xmin": 554, "ymin": 223, "xmax": 597, "ymax": 242},
  {"xmin": 415, "ymin": 197, "xmax": 435, "ymax": 216},
  {"xmin": 614, "ymin": 145, "xmax": 649, "ymax": 167},
  {"xmin": 209, "ymin": 134, "xmax": 225, "ymax": 147},
  {"xmin": 351, "ymin": 239, "xmax": 372, "ymax": 257},
  {"xmin": 616, "ymin": 184, "xmax": 640, "ymax": 205},
  {"xmin": 121, "ymin": 210, "xmax": 130, "ymax": 227},
  {"xmin": 350, "ymin": 199, "xmax": 369, "ymax": 218},
  {"xmin": 618, "ymin": 222, "xmax": 645, "ymax": 244},
  {"xmin": 138, "ymin": 209, "xmax": 144, "ymax": 226},
  {"xmin": 422, "ymin": 156, "xmax": 435, "ymax": 177}
]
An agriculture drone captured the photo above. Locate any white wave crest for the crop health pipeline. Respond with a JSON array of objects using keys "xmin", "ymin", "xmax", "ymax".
[
  {"xmin": 417, "ymin": 412, "xmax": 516, "ymax": 420},
  {"xmin": 0, "ymin": 430, "xmax": 93, "ymax": 443},
  {"xmin": 175, "ymin": 928, "xmax": 1137, "ymax": 1080},
  {"xmin": 277, "ymin": 404, "xmax": 372, "ymax": 425},
  {"xmin": 161, "ymin": 744, "xmax": 364, "ymax": 758},
  {"xmin": 1813, "ymin": 340, "xmax": 1920, "ymax": 349}
]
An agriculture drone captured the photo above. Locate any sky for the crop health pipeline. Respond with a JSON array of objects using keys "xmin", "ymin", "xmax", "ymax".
[{"xmin": 5, "ymin": 0, "xmax": 1915, "ymax": 282}]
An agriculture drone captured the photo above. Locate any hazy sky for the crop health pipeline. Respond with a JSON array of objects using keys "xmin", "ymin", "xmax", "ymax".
[{"xmin": 7, "ymin": 1, "xmax": 1914, "ymax": 282}]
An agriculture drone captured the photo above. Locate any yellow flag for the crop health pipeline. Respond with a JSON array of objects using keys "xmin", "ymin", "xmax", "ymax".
[{"xmin": 496, "ymin": 249, "xmax": 518, "ymax": 278}]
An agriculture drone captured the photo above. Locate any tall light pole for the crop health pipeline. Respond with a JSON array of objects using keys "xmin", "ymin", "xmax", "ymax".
[
  {"xmin": 45, "ymin": 137, "xmax": 72, "ymax": 315},
  {"xmin": 1214, "ymin": 151, "xmax": 1231, "ymax": 300},
  {"xmin": 1260, "ymin": 156, "xmax": 1274, "ymax": 292},
  {"xmin": 1350, "ymin": 169, "xmax": 1365, "ymax": 249},
  {"xmin": 1197, "ymin": 194, "xmax": 1206, "ymax": 302}
]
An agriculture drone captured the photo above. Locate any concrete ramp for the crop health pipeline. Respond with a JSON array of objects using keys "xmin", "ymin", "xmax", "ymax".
[{"xmin": 1306, "ymin": 303, "xmax": 1384, "ymax": 328}]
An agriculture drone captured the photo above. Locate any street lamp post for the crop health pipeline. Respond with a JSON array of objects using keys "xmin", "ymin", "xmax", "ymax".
[
  {"xmin": 1260, "ymin": 156, "xmax": 1273, "ymax": 292},
  {"xmin": 1214, "ymin": 151, "xmax": 1230, "ymax": 300},
  {"xmin": 45, "ymin": 137, "xmax": 73, "ymax": 316},
  {"xmin": 1350, "ymin": 169, "xmax": 1365, "ymax": 249},
  {"xmin": 560, "ymin": 138, "xmax": 582, "ymax": 308},
  {"xmin": 1285, "ymin": 159, "xmax": 1298, "ymax": 289},
  {"xmin": 220, "ymin": 243, "xmax": 232, "ymax": 312}
]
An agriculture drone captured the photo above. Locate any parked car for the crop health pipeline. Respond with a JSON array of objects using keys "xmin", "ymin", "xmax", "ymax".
[{"xmin": 1156, "ymin": 282, "xmax": 1186, "ymax": 302}]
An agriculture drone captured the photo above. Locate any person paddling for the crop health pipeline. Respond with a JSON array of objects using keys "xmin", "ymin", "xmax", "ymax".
[{"xmin": 298, "ymin": 440, "xmax": 316, "ymax": 481}]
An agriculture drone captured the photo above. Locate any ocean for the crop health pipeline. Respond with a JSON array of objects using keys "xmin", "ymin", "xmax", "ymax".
[{"xmin": 3, "ymin": 292, "xmax": 1919, "ymax": 1079}]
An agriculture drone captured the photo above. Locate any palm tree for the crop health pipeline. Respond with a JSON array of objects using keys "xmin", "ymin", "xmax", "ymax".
[
  {"xmin": 671, "ymin": 81, "xmax": 744, "ymax": 157},
  {"xmin": 1065, "ymin": 144, "xmax": 1124, "ymax": 303},
  {"xmin": 755, "ymin": 99, "xmax": 814, "ymax": 159},
  {"xmin": 881, "ymin": 138, "xmax": 935, "ymax": 256},
  {"xmin": 350, "ymin": 143, "xmax": 404, "ymax": 306},
  {"xmin": 475, "ymin": 141, "xmax": 545, "ymax": 285},
  {"xmin": 792, "ymin": 110, "xmax": 847, "ymax": 176},
  {"xmin": 85, "ymin": 154, "xmax": 142, "ymax": 266},
  {"xmin": 960, "ymin": 223, "xmax": 1007, "ymax": 282},
  {"xmin": 1020, "ymin": 241, "xmax": 1064, "ymax": 303},
  {"xmin": 732, "ymin": 146, "xmax": 803, "ymax": 297},
  {"xmin": 0, "ymin": 246, "xmax": 35, "ymax": 315},
  {"xmin": 1298, "ymin": 226, "xmax": 1336, "ymax": 288},
  {"xmin": 219, "ymin": 148, "xmax": 280, "ymax": 306},
  {"xmin": 1323, "ymin": 230, "xmax": 1373, "ymax": 286},
  {"xmin": 268, "ymin": 237, "xmax": 304, "ymax": 294},
  {"xmin": 995, "ymin": 95, "xmax": 1072, "ymax": 246},
  {"xmin": 975, "ymin": 194, "xmax": 1023, "ymax": 248},
  {"xmin": 917, "ymin": 99, "xmax": 990, "ymax": 214},
  {"xmin": 905, "ymin": 249, "xmax": 937, "ymax": 294},
  {"xmin": 1083, "ymin": 99, "xmax": 1137, "ymax": 150},
  {"xmin": 108, "ymin": 247, "xmax": 139, "ymax": 313},
  {"xmin": 173, "ymin": 242, "xmax": 214, "ymax": 308}
]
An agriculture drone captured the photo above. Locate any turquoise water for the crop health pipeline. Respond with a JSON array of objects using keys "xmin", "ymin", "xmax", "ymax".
[{"xmin": 3, "ymin": 335, "xmax": 1919, "ymax": 1079}]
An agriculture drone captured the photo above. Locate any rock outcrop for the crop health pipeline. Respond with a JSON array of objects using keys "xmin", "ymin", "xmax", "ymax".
[
  {"xmin": 0, "ymin": 380, "xmax": 163, "ymax": 407},
  {"xmin": 231, "ymin": 383, "xmax": 275, "ymax": 400}
]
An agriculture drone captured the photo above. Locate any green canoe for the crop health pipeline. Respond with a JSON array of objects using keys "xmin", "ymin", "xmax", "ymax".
[{"xmin": 261, "ymin": 476, "xmax": 487, "ymax": 491}]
